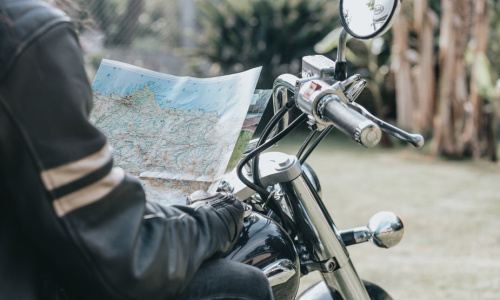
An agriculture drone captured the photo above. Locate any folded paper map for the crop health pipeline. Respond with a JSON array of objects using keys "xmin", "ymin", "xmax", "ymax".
[{"xmin": 90, "ymin": 59, "xmax": 262, "ymax": 204}]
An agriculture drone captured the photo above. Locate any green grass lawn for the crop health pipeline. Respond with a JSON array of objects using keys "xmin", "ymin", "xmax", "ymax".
[{"xmin": 274, "ymin": 132, "xmax": 500, "ymax": 299}]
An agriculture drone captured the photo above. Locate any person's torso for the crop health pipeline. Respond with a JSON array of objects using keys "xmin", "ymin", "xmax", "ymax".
[{"xmin": 0, "ymin": 1, "xmax": 73, "ymax": 299}]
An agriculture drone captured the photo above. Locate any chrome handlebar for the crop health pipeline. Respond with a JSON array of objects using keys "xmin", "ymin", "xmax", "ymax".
[
  {"xmin": 269, "ymin": 74, "xmax": 298, "ymax": 140},
  {"xmin": 270, "ymin": 63, "xmax": 425, "ymax": 148}
]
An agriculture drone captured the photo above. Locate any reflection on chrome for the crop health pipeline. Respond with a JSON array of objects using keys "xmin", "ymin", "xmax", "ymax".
[
  {"xmin": 262, "ymin": 259, "xmax": 297, "ymax": 286},
  {"xmin": 368, "ymin": 211, "xmax": 404, "ymax": 249},
  {"xmin": 341, "ymin": 0, "xmax": 399, "ymax": 39},
  {"xmin": 339, "ymin": 211, "xmax": 404, "ymax": 249}
]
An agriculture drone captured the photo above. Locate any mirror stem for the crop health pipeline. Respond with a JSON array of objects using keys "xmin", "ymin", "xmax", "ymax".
[
  {"xmin": 334, "ymin": 28, "xmax": 348, "ymax": 81},
  {"xmin": 337, "ymin": 28, "xmax": 348, "ymax": 62}
]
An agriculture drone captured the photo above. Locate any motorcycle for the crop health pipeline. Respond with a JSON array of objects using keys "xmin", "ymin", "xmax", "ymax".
[{"xmin": 220, "ymin": 0, "xmax": 424, "ymax": 299}]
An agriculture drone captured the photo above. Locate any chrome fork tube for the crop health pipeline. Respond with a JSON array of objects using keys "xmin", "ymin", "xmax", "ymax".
[
  {"xmin": 322, "ymin": 261, "xmax": 369, "ymax": 300},
  {"xmin": 284, "ymin": 174, "xmax": 370, "ymax": 300}
]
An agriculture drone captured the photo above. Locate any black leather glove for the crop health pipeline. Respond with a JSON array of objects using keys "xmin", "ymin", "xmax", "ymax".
[{"xmin": 187, "ymin": 191, "xmax": 244, "ymax": 244}]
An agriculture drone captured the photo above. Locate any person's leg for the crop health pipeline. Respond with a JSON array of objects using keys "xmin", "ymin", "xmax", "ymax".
[{"xmin": 175, "ymin": 258, "xmax": 273, "ymax": 300}]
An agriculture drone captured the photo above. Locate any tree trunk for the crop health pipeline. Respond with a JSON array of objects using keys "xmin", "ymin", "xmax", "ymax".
[
  {"xmin": 431, "ymin": 0, "xmax": 472, "ymax": 157},
  {"xmin": 392, "ymin": 12, "xmax": 414, "ymax": 130},
  {"xmin": 469, "ymin": 0, "xmax": 488, "ymax": 133},
  {"xmin": 413, "ymin": 0, "xmax": 437, "ymax": 135},
  {"xmin": 469, "ymin": 0, "xmax": 494, "ymax": 160}
]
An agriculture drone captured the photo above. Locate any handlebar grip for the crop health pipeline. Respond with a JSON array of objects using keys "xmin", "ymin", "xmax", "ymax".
[{"xmin": 320, "ymin": 95, "xmax": 382, "ymax": 148}]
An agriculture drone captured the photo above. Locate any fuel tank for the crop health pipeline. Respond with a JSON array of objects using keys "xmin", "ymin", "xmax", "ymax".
[{"xmin": 224, "ymin": 212, "xmax": 300, "ymax": 300}]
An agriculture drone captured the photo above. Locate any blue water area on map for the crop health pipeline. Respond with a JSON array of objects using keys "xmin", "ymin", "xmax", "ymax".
[{"xmin": 92, "ymin": 63, "xmax": 242, "ymax": 115}]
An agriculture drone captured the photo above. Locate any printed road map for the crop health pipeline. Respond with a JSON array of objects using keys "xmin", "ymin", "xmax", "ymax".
[{"xmin": 90, "ymin": 59, "xmax": 261, "ymax": 204}]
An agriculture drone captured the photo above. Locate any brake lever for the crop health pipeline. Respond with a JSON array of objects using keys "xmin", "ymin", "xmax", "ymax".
[
  {"xmin": 348, "ymin": 102, "xmax": 425, "ymax": 148},
  {"xmin": 345, "ymin": 80, "xmax": 367, "ymax": 102}
]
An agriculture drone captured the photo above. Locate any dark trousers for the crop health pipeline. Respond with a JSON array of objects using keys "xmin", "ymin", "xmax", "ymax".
[{"xmin": 175, "ymin": 259, "xmax": 274, "ymax": 300}]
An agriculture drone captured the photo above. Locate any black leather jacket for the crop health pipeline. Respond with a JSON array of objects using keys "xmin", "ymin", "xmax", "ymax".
[{"xmin": 0, "ymin": 1, "xmax": 244, "ymax": 299}]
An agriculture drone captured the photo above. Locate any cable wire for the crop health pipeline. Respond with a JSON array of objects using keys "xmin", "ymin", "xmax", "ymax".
[
  {"xmin": 297, "ymin": 129, "xmax": 318, "ymax": 160},
  {"xmin": 236, "ymin": 113, "xmax": 307, "ymax": 199},
  {"xmin": 252, "ymin": 103, "xmax": 291, "ymax": 189},
  {"xmin": 251, "ymin": 94, "xmax": 296, "ymax": 189},
  {"xmin": 299, "ymin": 125, "xmax": 334, "ymax": 164}
]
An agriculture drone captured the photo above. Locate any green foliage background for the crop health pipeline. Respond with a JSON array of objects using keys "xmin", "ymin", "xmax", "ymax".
[{"xmin": 194, "ymin": 0, "xmax": 339, "ymax": 88}]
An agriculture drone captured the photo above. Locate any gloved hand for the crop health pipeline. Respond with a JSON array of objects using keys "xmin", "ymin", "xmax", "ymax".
[{"xmin": 187, "ymin": 190, "xmax": 244, "ymax": 244}]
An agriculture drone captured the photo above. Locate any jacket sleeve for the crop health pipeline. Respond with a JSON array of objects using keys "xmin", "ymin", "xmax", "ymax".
[{"xmin": 0, "ymin": 16, "xmax": 243, "ymax": 300}]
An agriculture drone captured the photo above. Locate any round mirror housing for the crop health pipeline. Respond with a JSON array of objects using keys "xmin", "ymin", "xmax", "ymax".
[
  {"xmin": 367, "ymin": 211, "xmax": 404, "ymax": 248},
  {"xmin": 339, "ymin": 0, "xmax": 402, "ymax": 40}
]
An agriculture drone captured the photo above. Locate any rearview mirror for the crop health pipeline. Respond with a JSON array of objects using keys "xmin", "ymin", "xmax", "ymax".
[{"xmin": 339, "ymin": 0, "xmax": 402, "ymax": 40}]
